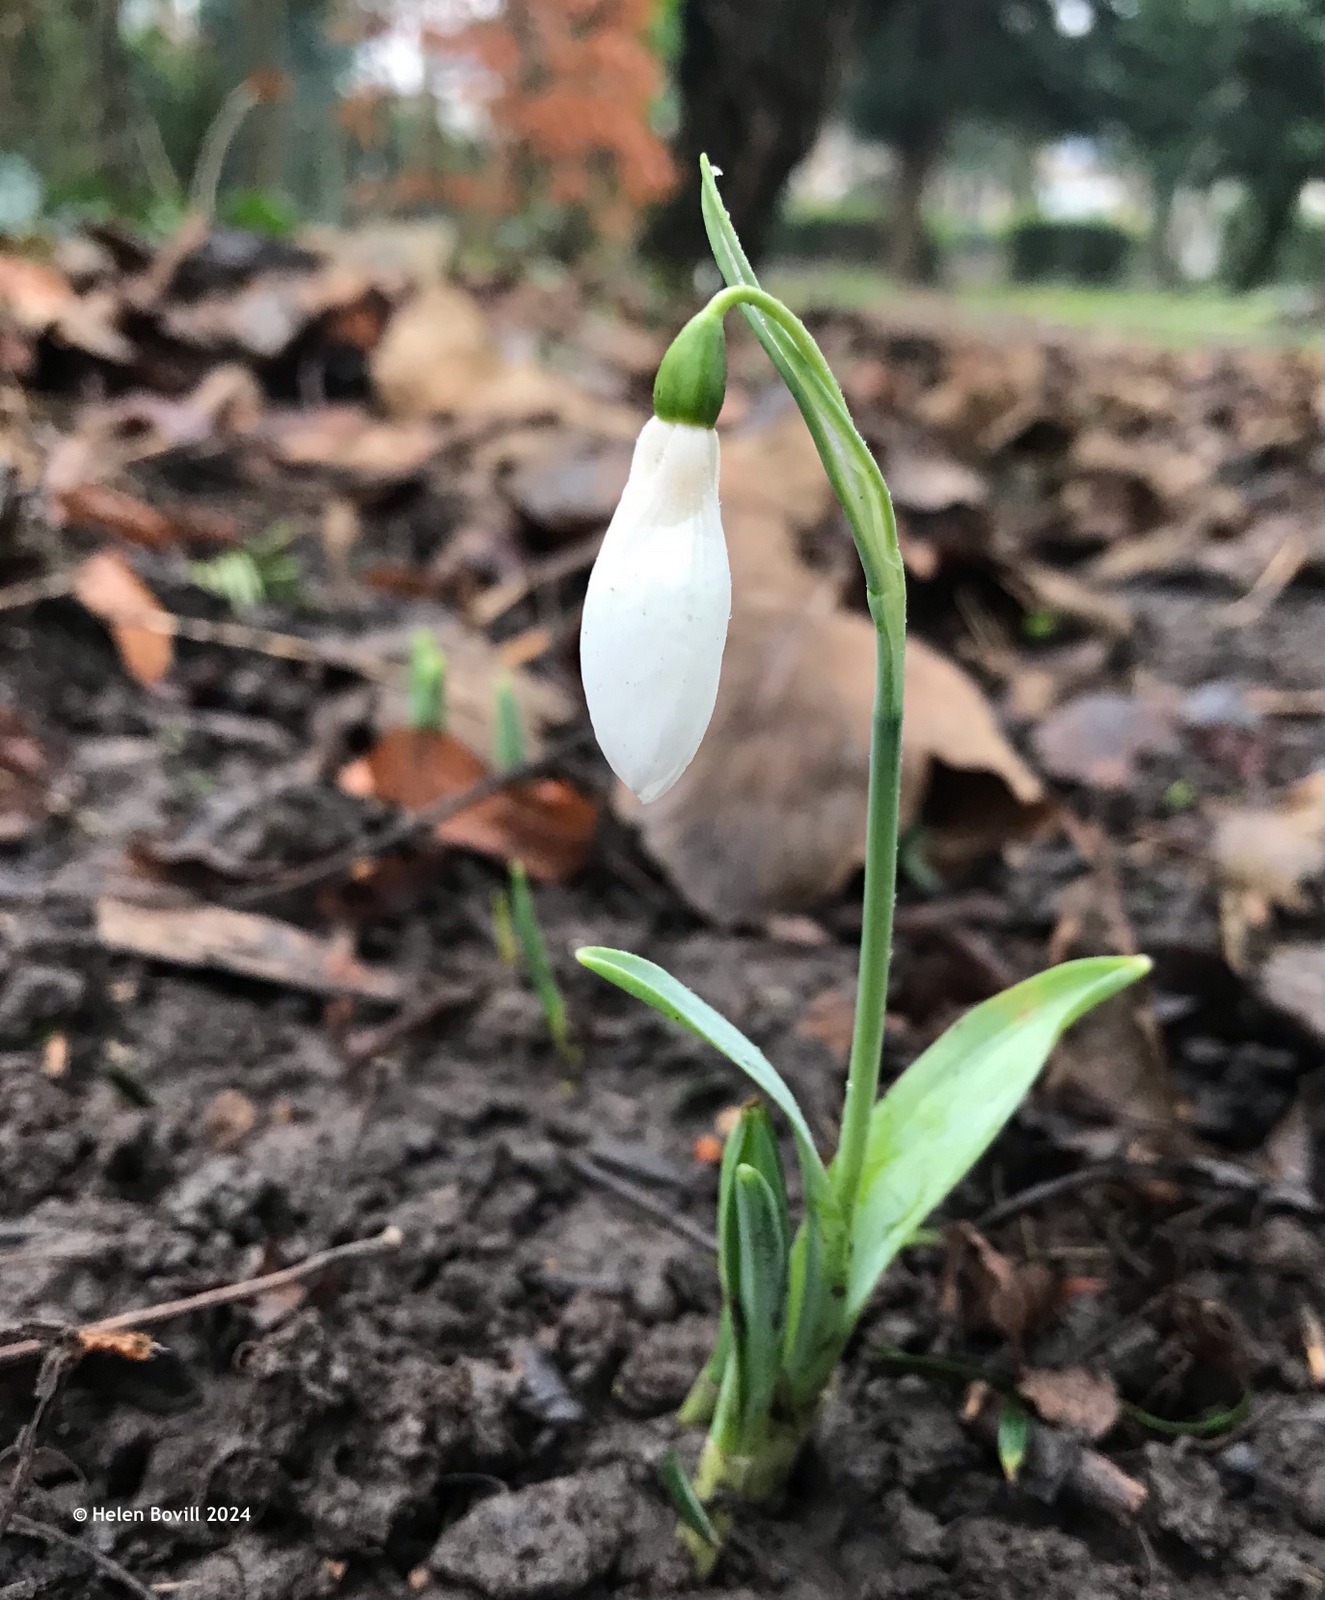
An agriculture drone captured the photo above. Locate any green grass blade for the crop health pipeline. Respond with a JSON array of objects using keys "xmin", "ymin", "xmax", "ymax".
[
  {"xmin": 493, "ymin": 673, "xmax": 526, "ymax": 771},
  {"xmin": 847, "ymin": 956, "xmax": 1150, "ymax": 1319},
  {"xmin": 658, "ymin": 1450, "xmax": 722, "ymax": 1551},
  {"xmin": 511, "ymin": 861, "xmax": 574, "ymax": 1060}
]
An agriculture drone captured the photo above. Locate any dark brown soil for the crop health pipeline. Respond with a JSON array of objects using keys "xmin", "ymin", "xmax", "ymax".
[{"xmin": 2, "ymin": 320, "xmax": 1324, "ymax": 1600}]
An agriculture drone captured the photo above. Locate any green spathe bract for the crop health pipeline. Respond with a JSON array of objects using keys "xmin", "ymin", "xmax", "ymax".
[{"xmin": 576, "ymin": 158, "xmax": 1152, "ymax": 1563}]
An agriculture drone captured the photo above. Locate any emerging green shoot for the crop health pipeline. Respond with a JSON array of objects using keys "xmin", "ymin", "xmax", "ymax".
[
  {"xmin": 191, "ymin": 521, "xmax": 302, "ymax": 611},
  {"xmin": 509, "ymin": 860, "xmax": 574, "ymax": 1061},
  {"xmin": 491, "ymin": 676, "xmax": 575, "ymax": 1059},
  {"xmin": 408, "ymin": 631, "xmax": 448, "ymax": 733}
]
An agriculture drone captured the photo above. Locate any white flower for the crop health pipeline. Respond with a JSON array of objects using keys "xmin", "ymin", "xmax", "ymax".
[{"xmin": 580, "ymin": 417, "xmax": 730, "ymax": 804}]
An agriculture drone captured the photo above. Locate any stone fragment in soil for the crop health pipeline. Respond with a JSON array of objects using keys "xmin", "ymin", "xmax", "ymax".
[
  {"xmin": 614, "ymin": 1314, "xmax": 718, "ymax": 1416},
  {"xmin": 428, "ymin": 1465, "xmax": 633, "ymax": 1598},
  {"xmin": 1144, "ymin": 1441, "xmax": 1231, "ymax": 1558}
]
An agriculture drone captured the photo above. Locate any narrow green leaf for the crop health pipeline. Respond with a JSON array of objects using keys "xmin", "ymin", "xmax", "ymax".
[
  {"xmin": 997, "ymin": 1400, "xmax": 1031, "ymax": 1483},
  {"xmin": 847, "ymin": 956, "xmax": 1150, "ymax": 1318},
  {"xmin": 717, "ymin": 1104, "xmax": 789, "ymax": 1298},
  {"xmin": 575, "ymin": 947, "xmax": 827, "ymax": 1201},
  {"xmin": 511, "ymin": 862, "xmax": 575, "ymax": 1060},
  {"xmin": 658, "ymin": 1451, "xmax": 721, "ymax": 1550},
  {"xmin": 493, "ymin": 674, "xmax": 526, "ymax": 772},
  {"xmin": 1123, "ymin": 1390, "xmax": 1251, "ymax": 1439},
  {"xmin": 408, "ymin": 630, "xmax": 447, "ymax": 734},
  {"xmin": 699, "ymin": 154, "xmax": 902, "ymax": 604},
  {"xmin": 733, "ymin": 1163, "xmax": 788, "ymax": 1434}
]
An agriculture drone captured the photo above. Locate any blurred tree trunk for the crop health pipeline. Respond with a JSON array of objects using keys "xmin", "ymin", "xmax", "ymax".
[
  {"xmin": 886, "ymin": 132, "xmax": 942, "ymax": 282},
  {"xmin": 87, "ymin": 0, "xmax": 135, "ymax": 195},
  {"xmin": 1146, "ymin": 159, "xmax": 1181, "ymax": 288},
  {"xmin": 1227, "ymin": 176, "xmax": 1304, "ymax": 292},
  {"xmin": 644, "ymin": 0, "xmax": 868, "ymax": 270}
]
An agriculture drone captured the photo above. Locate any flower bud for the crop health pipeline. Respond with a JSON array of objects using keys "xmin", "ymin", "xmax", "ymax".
[
  {"xmin": 653, "ymin": 309, "xmax": 728, "ymax": 430},
  {"xmin": 580, "ymin": 417, "xmax": 730, "ymax": 803}
]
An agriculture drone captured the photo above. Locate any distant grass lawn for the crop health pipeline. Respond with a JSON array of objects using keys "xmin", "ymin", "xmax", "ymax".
[{"xmin": 763, "ymin": 266, "xmax": 1317, "ymax": 349}]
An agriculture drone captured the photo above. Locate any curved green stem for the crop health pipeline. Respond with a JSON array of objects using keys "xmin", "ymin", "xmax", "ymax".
[{"xmin": 703, "ymin": 280, "xmax": 907, "ymax": 1228}]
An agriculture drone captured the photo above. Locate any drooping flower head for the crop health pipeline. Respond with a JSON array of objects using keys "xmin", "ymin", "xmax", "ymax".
[{"xmin": 579, "ymin": 309, "xmax": 731, "ymax": 804}]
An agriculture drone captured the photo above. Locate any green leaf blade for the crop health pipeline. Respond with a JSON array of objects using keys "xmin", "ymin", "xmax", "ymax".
[
  {"xmin": 847, "ymin": 956, "xmax": 1150, "ymax": 1318},
  {"xmin": 732, "ymin": 1163, "xmax": 789, "ymax": 1434},
  {"xmin": 699, "ymin": 154, "xmax": 902, "ymax": 606},
  {"xmin": 576, "ymin": 946, "xmax": 827, "ymax": 1200}
]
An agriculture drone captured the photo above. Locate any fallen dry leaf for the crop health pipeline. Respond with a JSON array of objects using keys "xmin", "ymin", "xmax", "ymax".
[
  {"xmin": 57, "ymin": 482, "xmax": 237, "ymax": 551},
  {"xmin": 371, "ymin": 283, "xmax": 635, "ymax": 434},
  {"xmin": 204, "ymin": 1088, "xmax": 259, "ymax": 1152},
  {"xmin": 1033, "ymin": 692, "xmax": 1176, "ymax": 790},
  {"xmin": 629, "ymin": 606, "xmax": 1046, "ymax": 922},
  {"xmin": 1213, "ymin": 769, "xmax": 1324, "ymax": 912},
  {"xmin": 339, "ymin": 727, "xmax": 597, "ymax": 883},
  {"xmin": 0, "ymin": 706, "xmax": 52, "ymax": 842},
  {"xmin": 1213, "ymin": 769, "xmax": 1324, "ymax": 969},
  {"xmin": 72, "ymin": 550, "xmax": 173, "ymax": 686},
  {"xmin": 78, "ymin": 1329, "xmax": 156, "ymax": 1361},
  {"xmin": 942, "ymin": 1223, "xmax": 1060, "ymax": 1350},
  {"xmin": 1256, "ymin": 943, "xmax": 1325, "ymax": 1042},
  {"xmin": 1017, "ymin": 1366, "xmax": 1120, "ymax": 1442},
  {"xmin": 266, "ymin": 406, "xmax": 442, "ymax": 483},
  {"xmin": 96, "ymin": 897, "xmax": 404, "ymax": 1000}
]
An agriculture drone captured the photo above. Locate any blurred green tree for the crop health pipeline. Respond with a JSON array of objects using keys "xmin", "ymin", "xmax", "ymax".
[
  {"xmin": 1089, "ymin": 0, "xmax": 1322, "ymax": 287},
  {"xmin": 847, "ymin": 0, "xmax": 1089, "ymax": 281}
]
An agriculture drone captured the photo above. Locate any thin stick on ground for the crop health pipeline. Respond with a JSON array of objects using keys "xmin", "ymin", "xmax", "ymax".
[
  {"xmin": 233, "ymin": 732, "xmax": 590, "ymax": 906},
  {"xmin": 5, "ymin": 1514, "xmax": 155, "ymax": 1600},
  {"xmin": 0, "ymin": 1225, "xmax": 403, "ymax": 1371},
  {"xmin": 0, "ymin": 1340, "xmax": 79, "ymax": 1542},
  {"xmin": 568, "ymin": 1154, "xmax": 718, "ymax": 1254}
]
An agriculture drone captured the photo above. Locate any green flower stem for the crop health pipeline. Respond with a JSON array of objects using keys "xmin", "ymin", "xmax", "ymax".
[
  {"xmin": 836, "ymin": 616, "xmax": 905, "ymax": 1224},
  {"xmin": 702, "ymin": 281, "xmax": 907, "ymax": 1229}
]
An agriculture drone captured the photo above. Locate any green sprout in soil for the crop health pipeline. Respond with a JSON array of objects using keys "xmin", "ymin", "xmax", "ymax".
[
  {"xmin": 190, "ymin": 521, "xmax": 302, "ymax": 612},
  {"xmin": 574, "ymin": 156, "xmax": 1150, "ymax": 1572},
  {"xmin": 408, "ymin": 630, "xmax": 448, "ymax": 733},
  {"xmin": 492, "ymin": 675, "xmax": 576, "ymax": 1061}
]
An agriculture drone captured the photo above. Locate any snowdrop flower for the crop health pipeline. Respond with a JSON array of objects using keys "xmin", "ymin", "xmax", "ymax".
[{"xmin": 580, "ymin": 311, "xmax": 731, "ymax": 804}]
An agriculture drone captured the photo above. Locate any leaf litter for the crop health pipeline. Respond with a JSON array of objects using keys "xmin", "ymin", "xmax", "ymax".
[{"xmin": 0, "ymin": 218, "xmax": 1320, "ymax": 1600}]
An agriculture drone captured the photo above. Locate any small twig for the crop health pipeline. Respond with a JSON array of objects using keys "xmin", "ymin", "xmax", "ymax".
[
  {"xmin": 0, "ymin": 573, "xmax": 74, "ymax": 613},
  {"xmin": 5, "ymin": 1514, "xmax": 154, "ymax": 1600},
  {"xmin": 233, "ymin": 732, "xmax": 591, "ymax": 906},
  {"xmin": 0, "ymin": 1340, "xmax": 78, "ymax": 1541},
  {"xmin": 469, "ymin": 532, "xmax": 605, "ymax": 627},
  {"xmin": 0, "ymin": 1226, "xmax": 402, "ymax": 1371},
  {"xmin": 975, "ymin": 1155, "xmax": 1322, "ymax": 1232},
  {"xmin": 569, "ymin": 1154, "xmax": 717, "ymax": 1254},
  {"xmin": 343, "ymin": 979, "xmax": 485, "ymax": 1065}
]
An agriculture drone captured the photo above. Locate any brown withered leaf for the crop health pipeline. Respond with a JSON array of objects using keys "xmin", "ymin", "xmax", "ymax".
[
  {"xmin": 1257, "ymin": 943, "xmax": 1325, "ymax": 1043},
  {"xmin": 942, "ymin": 1223, "xmax": 1060, "ymax": 1351},
  {"xmin": 371, "ymin": 283, "xmax": 636, "ymax": 434},
  {"xmin": 204, "ymin": 1088, "xmax": 259, "ymax": 1152},
  {"xmin": 72, "ymin": 550, "xmax": 173, "ymax": 686},
  {"xmin": 1017, "ymin": 1366, "xmax": 1120, "ymax": 1442},
  {"xmin": 339, "ymin": 727, "xmax": 597, "ymax": 883},
  {"xmin": 1033, "ymin": 692, "xmax": 1177, "ymax": 790},
  {"xmin": 57, "ymin": 482, "xmax": 238, "ymax": 551},
  {"xmin": 78, "ymin": 1329, "xmax": 156, "ymax": 1361},
  {"xmin": 266, "ymin": 406, "xmax": 442, "ymax": 483},
  {"xmin": 1213, "ymin": 769, "xmax": 1324, "ymax": 970},
  {"xmin": 0, "ymin": 706, "xmax": 52, "ymax": 842},
  {"xmin": 628, "ymin": 600, "xmax": 1046, "ymax": 922},
  {"xmin": 96, "ymin": 896, "xmax": 404, "ymax": 1000},
  {"xmin": 1213, "ymin": 769, "xmax": 1324, "ymax": 912}
]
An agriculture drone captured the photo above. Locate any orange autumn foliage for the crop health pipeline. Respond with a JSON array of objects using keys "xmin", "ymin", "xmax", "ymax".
[{"xmin": 428, "ymin": 0, "xmax": 675, "ymax": 237}]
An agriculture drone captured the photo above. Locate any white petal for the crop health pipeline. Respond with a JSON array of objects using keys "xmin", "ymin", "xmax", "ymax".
[{"xmin": 580, "ymin": 419, "xmax": 730, "ymax": 804}]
